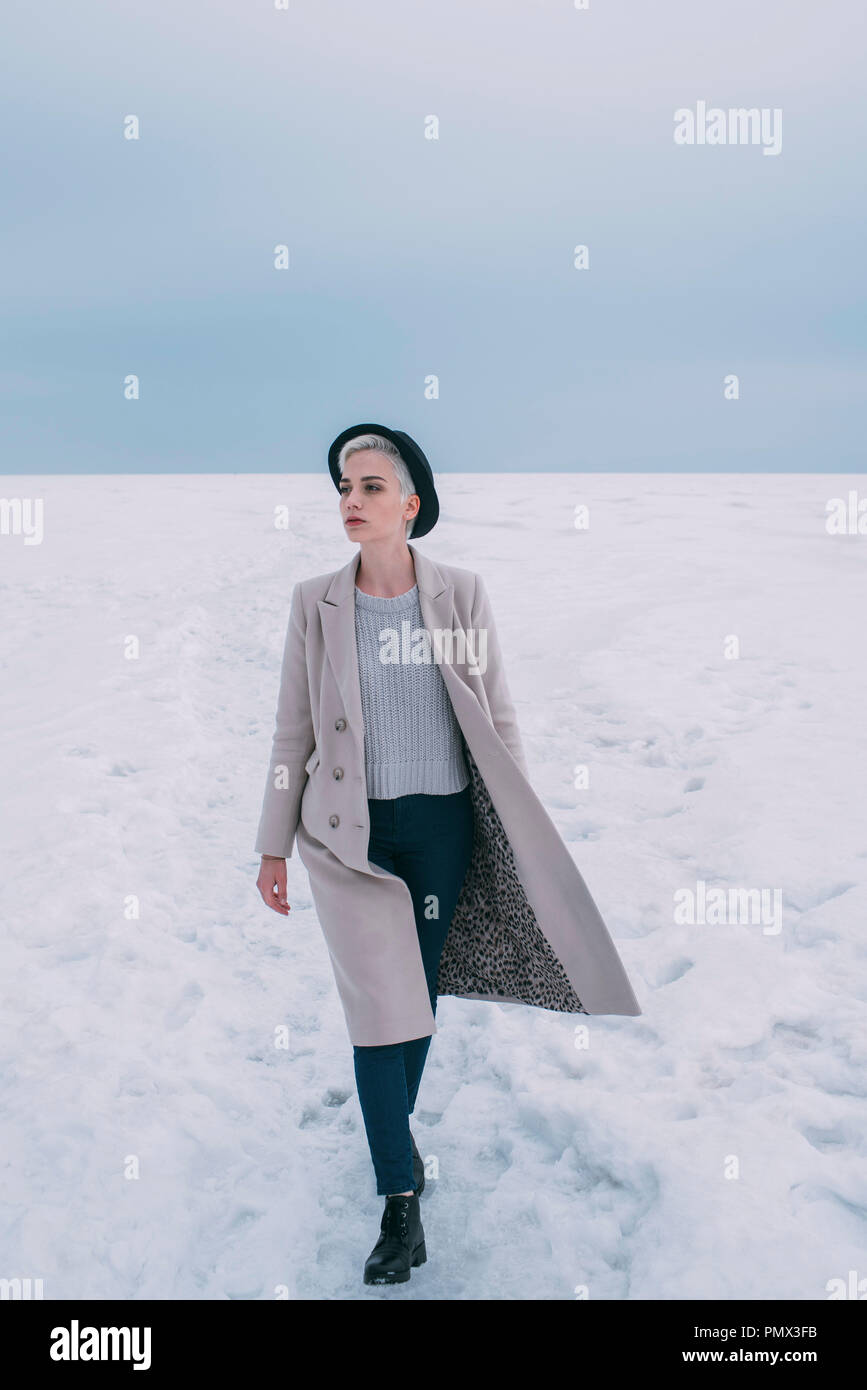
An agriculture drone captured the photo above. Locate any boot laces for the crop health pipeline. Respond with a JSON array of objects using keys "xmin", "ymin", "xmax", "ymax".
[{"xmin": 385, "ymin": 1196, "xmax": 410, "ymax": 1238}]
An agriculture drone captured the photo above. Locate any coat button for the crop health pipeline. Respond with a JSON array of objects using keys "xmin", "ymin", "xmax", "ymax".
[
  {"xmin": 328, "ymin": 814, "xmax": 340, "ymax": 828},
  {"xmin": 335, "ymin": 717, "xmax": 347, "ymax": 731},
  {"xmin": 332, "ymin": 767, "xmax": 344, "ymax": 780}
]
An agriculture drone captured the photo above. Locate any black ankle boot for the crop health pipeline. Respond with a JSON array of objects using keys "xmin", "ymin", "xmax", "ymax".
[
  {"xmin": 410, "ymin": 1129, "xmax": 425, "ymax": 1196},
  {"xmin": 363, "ymin": 1193, "xmax": 427, "ymax": 1285}
]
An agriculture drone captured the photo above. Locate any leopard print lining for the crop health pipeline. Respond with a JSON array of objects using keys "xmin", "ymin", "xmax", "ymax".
[{"xmin": 436, "ymin": 743, "xmax": 585, "ymax": 1013}]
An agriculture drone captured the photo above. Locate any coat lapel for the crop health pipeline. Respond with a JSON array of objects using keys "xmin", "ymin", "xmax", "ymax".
[{"xmin": 317, "ymin": 543, "xmax": 462, "ymax": 766}]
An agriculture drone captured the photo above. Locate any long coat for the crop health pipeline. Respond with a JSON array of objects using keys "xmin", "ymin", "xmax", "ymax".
[{"xmin": 254, "ymin": 542, "xmax": 642, "ymax": 1046}]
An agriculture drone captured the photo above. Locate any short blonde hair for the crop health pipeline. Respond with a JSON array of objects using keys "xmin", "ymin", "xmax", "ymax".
[{"xmin": 338, "ymin": 433, "xmax": 418, "ymax": 539}]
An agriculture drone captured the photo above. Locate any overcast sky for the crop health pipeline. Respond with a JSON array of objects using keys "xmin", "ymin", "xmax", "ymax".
[{"xmin": 3, "ymin": 0, "xmax": 864, "ymax": 474}]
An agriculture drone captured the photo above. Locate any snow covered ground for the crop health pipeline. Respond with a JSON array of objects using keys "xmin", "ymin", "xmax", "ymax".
[{"xmin": 1, "ymin": 471, "xmax": 865, "ymax": 1301}]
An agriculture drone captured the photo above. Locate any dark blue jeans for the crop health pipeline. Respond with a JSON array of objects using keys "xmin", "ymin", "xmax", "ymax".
[{"xmin": 353, "ymin": 785, "xmax": 474, "ymax": 1196}]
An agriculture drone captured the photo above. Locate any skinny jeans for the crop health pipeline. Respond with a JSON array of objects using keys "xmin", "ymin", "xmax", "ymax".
[{"xmin": 353, "ymin": 785, "xmax": 474, "ymax": 1195}]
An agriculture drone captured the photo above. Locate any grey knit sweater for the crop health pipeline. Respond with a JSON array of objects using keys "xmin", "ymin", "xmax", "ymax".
[{"xmin": 354, "ymin": 583, "xmax": 470, "ymax": 799}]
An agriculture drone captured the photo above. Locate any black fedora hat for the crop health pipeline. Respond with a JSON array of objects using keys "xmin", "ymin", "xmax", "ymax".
[{"xmin": 327, "ymin": 423, "xmax": 439, "ymax": 539}]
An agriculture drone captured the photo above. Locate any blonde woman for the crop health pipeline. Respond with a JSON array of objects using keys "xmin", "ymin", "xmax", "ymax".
[{"xmin": 255, "ymin": 423, "xmax": 641, "ymax": 1285}]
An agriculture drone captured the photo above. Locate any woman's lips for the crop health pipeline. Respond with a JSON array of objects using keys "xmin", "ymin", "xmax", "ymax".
[{"xmin": 345, "ymin": 518, "xmax": 366, "ymax": 525}]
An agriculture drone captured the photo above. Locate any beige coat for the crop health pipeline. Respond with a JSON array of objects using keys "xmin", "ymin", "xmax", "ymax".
[{"xmin": 254, "ymin": 542, "xmax": 642, "ymax": 1046}]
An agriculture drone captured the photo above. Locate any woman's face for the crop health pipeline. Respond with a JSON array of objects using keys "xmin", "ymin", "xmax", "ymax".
[{"xmin": 339, "ymin": 451, "xmax": 419, "ymax": 544}]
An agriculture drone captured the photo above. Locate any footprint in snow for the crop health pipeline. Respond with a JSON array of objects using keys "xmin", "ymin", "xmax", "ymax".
[{"xmin": 164, "ymin": 981, "xmax": 204, "ymax": 1030}]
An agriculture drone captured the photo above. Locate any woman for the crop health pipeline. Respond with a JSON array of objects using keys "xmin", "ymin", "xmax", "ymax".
[{"xmin": 254, "ymin": 422, "xmax": 641, "ymax": 1286}]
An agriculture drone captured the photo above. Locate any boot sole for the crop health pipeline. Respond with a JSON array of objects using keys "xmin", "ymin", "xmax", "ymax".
[{"xmin": 363, "ymin": 1240, "xmax": 427, "ymax": 1285}]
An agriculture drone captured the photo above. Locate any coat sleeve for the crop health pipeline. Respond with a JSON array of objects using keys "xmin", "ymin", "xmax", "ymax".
[
  {"xmin": 254, "ymin": 583, "xmax": 316, "ymax": 859},
  {"xmin": 471, "ymin": 572, "xmax": 531, "ymax": 780}
]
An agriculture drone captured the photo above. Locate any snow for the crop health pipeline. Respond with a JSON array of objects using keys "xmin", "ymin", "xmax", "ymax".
[{"xmin": 1, "ymin": 471, "xmax": 865, "ymax": 1300}]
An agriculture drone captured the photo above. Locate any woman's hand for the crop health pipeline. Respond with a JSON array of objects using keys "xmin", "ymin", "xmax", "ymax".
[{"xmin": 257, "ymin": 855, "xmax": 290, "ymax": 915}]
